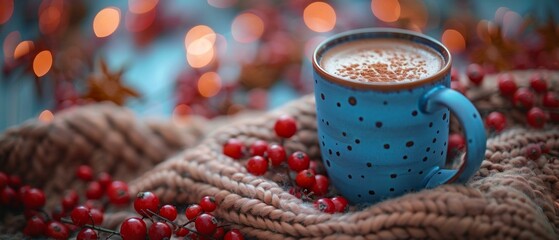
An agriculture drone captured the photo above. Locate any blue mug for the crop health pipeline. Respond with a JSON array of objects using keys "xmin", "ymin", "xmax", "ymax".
[{"xmin": 312, "ymin": 28, "xmax": 486, "ymax": 204}]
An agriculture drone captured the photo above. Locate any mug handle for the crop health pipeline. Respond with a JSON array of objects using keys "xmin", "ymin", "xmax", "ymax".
[{"xmin": 419, "ymin": 86, "xmax": 486, "ymax": 188}]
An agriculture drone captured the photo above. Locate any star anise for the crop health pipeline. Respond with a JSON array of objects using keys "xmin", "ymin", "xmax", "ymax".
[{"xmin": 82, "ymin": 58, "xmax": 140, "ymax": 105}]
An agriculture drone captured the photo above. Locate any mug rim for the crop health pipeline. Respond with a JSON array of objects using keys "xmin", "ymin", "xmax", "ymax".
[{"xmin": 312, "ymin": 28, "xmax": 452, "ymax": 91}]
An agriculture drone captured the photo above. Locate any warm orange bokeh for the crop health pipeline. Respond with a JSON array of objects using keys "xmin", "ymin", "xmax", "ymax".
[
  {"xmin": 39, "ymin": 5, "xmax": 62, "ymax": 34},
  {"xmin": 371, "ymin": 0, "xmax": 400, "ymax": 23},
  {"xmin": 0, "ymin": 0, "xmax": 13, "ymax": 24},
  {"xmin": 185, "ymin": 25, "xmax": 216, "ymax": 46},
  {"xmin": 125, "ymin": 8, "xmax": 156, "ymax": 32},
  {"xmin": 185, "ymin": 25, "xmax": 216, "ymax": 68},
  {"xmin": 399, "ymin": 0, "xmax": 428, "ymax": 29},
  {"xmin": 93, "ymin": 7, "xmax": 121, "ymax": 38},
  {"xmin": 187, "ymin": 46, "xmax": 215, "ymax": 68},
  {"xmin": 231, "ymin": 12, "xmax": 265, "ymax": 43},
  {"xmin": 33, "ymin": 50, "xmax": 53, "ymax": 77},
  {"xmin": 303, "ymin": 2, "xmax": 336, "ymax": 32},
  {"xmin": 13, "ymin": 40, "xmax": 34, "ymax": 59},
  {"xmin": 197, "ymin": 72, "xmax": 222, "ymax": 97},
  {"xmin": 38, "ymin": 110, "xmax": 54, "ymax": 123},
  {"xmin": 128, "ymin": 0, "xmax": 159, "ymax": 14},
  {"xmin": 442, "ymin": 29, "xmax": 466, "ymax": 53}
]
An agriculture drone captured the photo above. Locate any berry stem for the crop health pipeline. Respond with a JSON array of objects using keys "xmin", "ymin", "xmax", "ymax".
[
  {"xmin": 60, "ymin": 218, "xmax": 121, "ymax": 236},
  {"xmin": 145, "ymin": 209, "xmax": 213, "ymax": 239}
]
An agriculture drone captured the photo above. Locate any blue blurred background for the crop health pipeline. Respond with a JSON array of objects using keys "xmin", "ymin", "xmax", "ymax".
[{"xmin": 1, "ymin": 0, "xmax": 558, "ymax": 131}]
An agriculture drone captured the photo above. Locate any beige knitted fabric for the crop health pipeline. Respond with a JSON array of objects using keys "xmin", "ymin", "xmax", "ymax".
[{"xmin": 0, "ymin": 71, "xmax": 558, "ymax": 239}]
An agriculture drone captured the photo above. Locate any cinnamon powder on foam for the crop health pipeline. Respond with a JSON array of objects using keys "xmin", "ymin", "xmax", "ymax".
[{"xmin": 320, "ymin": 39, "xmax": 444, "ymax": 83}]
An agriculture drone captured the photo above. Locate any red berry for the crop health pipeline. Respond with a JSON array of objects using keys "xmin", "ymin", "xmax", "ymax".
[
  {"xmin": 450, "ymin": 68, "xmax": 459, "ymax": 82},
  {"xmin": 0, "ymin": 187, "xmax": 16, "ymax": 206},
  {"xmin": 77, "ymin": 228, "xmax": 98, "ymax": 240},
  {"xmin": 288, "ymin": 187, "xmax": 302, "ymax": 198},
  {"xmin": 331, "ymin": 196, "xmax": 349, "ymax": 213},
  {"xmin": 213, "ymin": 227, "xmax": 225, "ymax": 239},
  {"xmin": 485, "ymin": 112, "xmax": 506, "ymax": 132},
  {"xmin": 120, "ymin": 217, "xmax": 147, "ymax": 240},
  {"xmin": 543, "ymin": 92, "xmax": 559, "ymax": 108},
  {"xmin": 159, "ymin": 204, "xmax": 178, "ymax": 221},
  {"xmin": 17, "ymin": 185, "xmax": 31, "ymax": 202},
  {"xmin": 45, "ymin": 221, "xmax": 69, "ymax": 240},
  {"xmin": 185, "ymin": 204, "xmax": 203, "ymax": 220},
  {"xmin": 525, "ymin": 144, "xmax": 542, "ymax": 160},
  {"xmin": 0, "ymin": 172, "xmax": 7, "ymax": 189},
  {"xmin": 195, "ymin": 213, "xmax": 218, "ymax": 235},
  {"xmin": 314, "ymin": 198, "xmax": 335, "ymax": 213},
  {"xmin": 529, "ymin": 73, "xmax": 547, "ymax": 93},
  {"xmin": 224, "ymin": 229, "xmax": 244, "ymax": 240},
  {"xmin": 134, "ymin": 191, "xmax": 160, "ymax": 217},
  {"xmin": 97, "ymin": 172, "xmax": 112, "ymax": 188},
  {"xmin": 288, "ymin": 151, "xmax": 310, "ymax": 172},
  {"xmin": 23, "ymin": 188, "xmax": 46, "ymax": 210},
  {"xmin": 107, "ymin": 181, "xmax": 130, "ymax": 205},
  {"xmin": 311, "ymin": 174, "xmax": 330, "ymax": 196},
  {"xmin": 246, "ymin": 156, "xmax": 268, "ymax": 176},
  {"xmin": 90, "ymin": 208, "xmax": 104, "ymax": 225},
  {"xmin": 62, "ymin": 190, "xmax": 80, "ymax": 212},
  {"xmin": 497, "ymin": 74, "xmax": 517, "ymax": 96},
  {"xmin": 8, "ymin": 175, "xmax": 21, "ymax": 189},
  {"xmin": 76, "ymin": 165, "xmax": 94, "ymax": 181},
  {"xmin": 447, "ymin": 133, "xmax": 466, "ymax": 158},
  {"xmin": 513, "ymin": 88, "xmax": 535, "ymax": 109},
  {"xmin": 223, "ymin": 138, "xmax": 245, "ymax": 160},
  {"xmin": 295, "ymin": 170, "xmax": 316, "ymax": 189},
  {"xmin": 267, "ymin": 144, "xmax": 287, "ymax": 166},
  {"xmin": 199, "ymin": 196, "xmax": 217, "ymax": 212},
  {"xmin": 466, "ymin": 63, "xmax": 485, "ymax": 86},
  {"xmin": 526, "ymin": 107, "xmax": 547, "ymax": 128},
  {"xmin": 249, "ymin": 140, "xmax": 268, "ymax": 157},
  {"xmin": 24, "ymin": 216, "xmax": 46, "ymax": 237},
  {"xmin": 175, "ymin": 227, "xmax": 189, "ymax": 237},
  {"xmin": 71, "ymin": 206, "xmax": 91, "ymax": 227},
  {"xmin": 148, "ymin": 222, "xmax": 172, "ymax": 240},
  {"xmin": 86, "ymin": 181, "xmax": 104, "ymax": 200},
  {"xmin": 274, "ymin": 115, "xmax": 297, "ymax": 138}
]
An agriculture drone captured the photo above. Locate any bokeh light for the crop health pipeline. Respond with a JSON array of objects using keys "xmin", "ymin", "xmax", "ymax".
[
  {"xmin": 231, "ymin": 12, "xmax": 265, "ymax": 43},
  {"xmin": 197, "ymin": 72, "xmax": 222, "ymax": 97},
  {"xmin": 38, "ymin": 110, "xmax": 54, "ymax": 123},
  {"xmin": 185, "ymin": 25, "xmax": 216, "ymax": 68},
  {"xmin": 208, "ymin": 0, "xmax": 238, "ymax": 8},
  {"xmin": 13, "ymin": 40, "xmax": 34, "ymax": 59},
  {"xmin": 371, "ymin": 0, "xmax": 400, "ymax": 23},
  {"xmin": 128, "ymin": 0, "xmax": 159, "ymax": 14},
  {"xmin": 3, "ymin": 31, "xmax": 20, "ymax": 60},
  {"xmin": 0, "ymin": 0, "xmax": 14, "ymax": 24},
  {"xmin": 39, "ymin": 5, "xmax": 62, "ymax": 34},
  {"xmin": 33, "ymin": 50, "xmax": 53, "ymax": 77},
  {"xmin": 303, "ymin": 2, "xmax": 336, "ymax": 32},
  {"xmin": 93, "ymin": 7, "xmax": 121, "ymax": 38},
  {"xmin": 442, "ymin": 29, "xmax": 466, "ymax": 53},
  {"xmin": 399, "ymin": 0, "xmax": 428, "ymax": 29}
]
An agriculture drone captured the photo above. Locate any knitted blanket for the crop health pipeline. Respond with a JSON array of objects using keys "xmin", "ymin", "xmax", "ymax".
[{"xmin": 1, "ymin": 71, "xmax": 558, "ymax": 239}]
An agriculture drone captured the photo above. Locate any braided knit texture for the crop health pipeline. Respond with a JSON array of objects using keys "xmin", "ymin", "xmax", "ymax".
[{"xmin": 1, "ymin": 71, "xmax": 558, "ymax": 239}]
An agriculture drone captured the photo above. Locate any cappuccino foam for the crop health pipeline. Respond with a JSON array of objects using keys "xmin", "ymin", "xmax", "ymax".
[{"xmin": 320, "ymin": 38, "xmax": 444, "ymax": 83}]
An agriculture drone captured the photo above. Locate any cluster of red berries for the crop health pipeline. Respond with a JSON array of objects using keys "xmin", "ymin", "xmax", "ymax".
[
  {"xmin": 458, "ymin": 64, "xmax": 558, "ymax": 131},
  {"xmin": 223, "ymin": 115, "xmax": 348, "ymax": 213},
  {"xmin": 0, "ymin": 165, "xmax": 130, "ymax": 239},
  {"xmin": 117, "ymin": 193, "xmax": 243, "ymax": 240}
]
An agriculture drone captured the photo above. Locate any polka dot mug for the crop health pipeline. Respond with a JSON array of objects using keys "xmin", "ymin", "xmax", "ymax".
[{"xmin": 313, "ymin": 28, "xmax": 486, "ymax": 204}]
